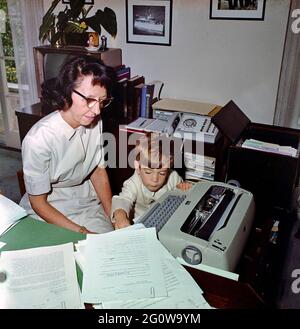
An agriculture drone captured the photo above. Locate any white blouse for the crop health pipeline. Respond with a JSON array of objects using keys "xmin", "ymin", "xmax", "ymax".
[{"xmin": 20, "ymin": 111, "xmax": 113, "ymax": 233}]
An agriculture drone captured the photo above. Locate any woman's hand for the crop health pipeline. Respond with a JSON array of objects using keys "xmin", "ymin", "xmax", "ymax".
[{"xmin": 176, "ymin": 181, "xmax": 193, "ymax": 191}]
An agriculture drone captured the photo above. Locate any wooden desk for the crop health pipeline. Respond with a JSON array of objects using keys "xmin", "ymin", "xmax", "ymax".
[{"xmin": 0, "ymin": 217, "xmax": 264, "ymax": 309}]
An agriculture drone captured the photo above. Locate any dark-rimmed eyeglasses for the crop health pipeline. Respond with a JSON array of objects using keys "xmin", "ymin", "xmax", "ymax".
[{"xmin": 73, "ymin": 89, "xmax": 113, "ymax": 109}]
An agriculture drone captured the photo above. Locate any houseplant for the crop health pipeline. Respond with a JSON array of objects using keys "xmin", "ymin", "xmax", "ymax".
[{"xmin": 39, "ymin": 0, "xmax": 117, "ymax": 46}]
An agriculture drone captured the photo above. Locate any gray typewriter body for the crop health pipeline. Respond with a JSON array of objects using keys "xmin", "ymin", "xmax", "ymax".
[{"xmin": 137, "ymin": 181, "xmax": 255, "ymax": 272}]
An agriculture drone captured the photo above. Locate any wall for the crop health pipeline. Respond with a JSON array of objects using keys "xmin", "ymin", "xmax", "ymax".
[{"xmin": 43, "ymin": 0, "xmax": 290, "ymax": 124}]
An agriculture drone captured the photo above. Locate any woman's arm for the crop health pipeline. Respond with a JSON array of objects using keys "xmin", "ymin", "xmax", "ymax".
[
  {"xmin": 90, "ymin": 166, "xmax": 112, "ymax": 217},
  {"xmin": 28, "ymin": 194, "xmax": 91, "ymax": 234}
]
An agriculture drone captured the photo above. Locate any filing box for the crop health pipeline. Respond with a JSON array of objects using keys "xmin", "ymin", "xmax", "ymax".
[{"xmin": 212, "ymin": 100, "xmax": 300, "ymax": 212}]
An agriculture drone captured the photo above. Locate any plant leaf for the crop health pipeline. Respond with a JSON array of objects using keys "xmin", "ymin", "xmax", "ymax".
[
  {"xmin": 38, "ymin": 0, "xmax": 60, "ymax": 40},
  {"xmin": 64, "ymin": 22, "xmax": 85, "ymax": 34},
  {"xmin": 69, "ymin": 0, "xmax": 85, "ymax": 20},
  {"xmin": 101, "ymin": 7, "xmax": 117, "ymax": 38},
  {"xmin": 85, "ymin": 7, "xmax": 117, "ymax": 38},
  {"xmin": 56, "ymin": 11, "xmax": 69, "ymax": 33},
  {"xmin": 39, "ymin": 12, "xmax": 55, "ymax": 41}
]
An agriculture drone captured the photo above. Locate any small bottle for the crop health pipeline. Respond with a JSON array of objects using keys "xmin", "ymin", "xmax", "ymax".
[{"xmin": 100, "ymin": 35, "xmax": 107, "ymax": 50}]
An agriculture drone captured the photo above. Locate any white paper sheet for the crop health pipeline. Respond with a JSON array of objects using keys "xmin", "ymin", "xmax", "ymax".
[
  {"xmin": 0, "ymin": 243, "xmax": 83, "ymax": 309},
  {"xmin": 0, "ymin": 241, "xmax": 6, "ymax": 249},
  {"xmin": 74, "ymin": 223, "xmax": 145, "ymax": 270},
  {"xmin": 176, "ymin": 257, "xmax": 239, "ymax": 281},
  {"xmin": 0, "ymin": 195, "xmax": 27, "ymax": 236},
  {"xmin": 82, "ymin": 227, "xmax": 167, "ymax": 303},
  {"xmin": 101, "ymin": 242, "xmax": 212, "ymax": 309}
]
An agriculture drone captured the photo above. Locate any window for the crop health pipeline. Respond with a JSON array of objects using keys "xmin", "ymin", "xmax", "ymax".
[{"xmin": 0, "ymin": 0, "xmax": 20, "ymax": 147}]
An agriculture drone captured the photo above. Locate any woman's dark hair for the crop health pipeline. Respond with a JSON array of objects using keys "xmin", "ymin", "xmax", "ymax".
[{"xmin": 41, "ymin": 55, "xmax": 115, "ymax": 114}]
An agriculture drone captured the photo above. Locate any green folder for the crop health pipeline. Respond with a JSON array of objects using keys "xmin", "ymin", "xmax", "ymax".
[{"xmin": 0, "ymin": 216, "xmax": 86, "ymax": 287}]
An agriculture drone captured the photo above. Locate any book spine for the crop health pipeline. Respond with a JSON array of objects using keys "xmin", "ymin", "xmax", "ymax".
[
  {"xmin": 145, "ymin": 94, "xmax": 151, "ymax": 118},
  {"xmin": 140, "ymin": 85, "xmax": 148, "ymax": 118}
]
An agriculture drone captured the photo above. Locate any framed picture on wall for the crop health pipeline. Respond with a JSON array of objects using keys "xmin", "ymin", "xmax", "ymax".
[
  {"xmin": 210, "ymin": 0, "xmax": 266, "ymax": 20},
  {"xmin": 62, "ymin": 1, "xmax": 94, "ymax": 4},
  {"xmin": 126, "ymin": 0, "xmax": 173, "ymax": 46}
]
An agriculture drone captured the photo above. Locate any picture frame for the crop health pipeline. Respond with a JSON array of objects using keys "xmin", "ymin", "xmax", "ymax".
[
  {"xmin": 62, "ymin": 1, "xmax": 94, "ymax": 4},
  {"xmin": 126, "ymin": 0, "xmax": 173, "ymax": 46},
  {"xmin": 210, "ymin": 0, "xmax": 266, "ymax": 20}
]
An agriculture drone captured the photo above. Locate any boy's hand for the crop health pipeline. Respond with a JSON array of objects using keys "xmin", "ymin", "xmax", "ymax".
[
  {"xmin": 114, "ymin": 217, "xmax": 131, "ymax": 230},
  {"xmin": 176, "ymin": 181, "xmax": 193, "ymax": 191},
  {"xmin": 112, "ymin": 209, "xmax": 132, "ymax": 230}
]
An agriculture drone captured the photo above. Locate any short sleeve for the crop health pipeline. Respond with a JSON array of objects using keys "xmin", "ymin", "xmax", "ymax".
[{"xmin": 22, "ymin": 131, "xmax": 51, "ymax": 195}]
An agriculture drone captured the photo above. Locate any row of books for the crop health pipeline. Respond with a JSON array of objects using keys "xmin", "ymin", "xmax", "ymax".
[{"xmin": 113, "ymin": 66, "xmax": 164, "ymax": 122}]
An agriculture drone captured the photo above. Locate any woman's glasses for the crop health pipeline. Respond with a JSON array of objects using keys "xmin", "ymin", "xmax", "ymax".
[{"xmin": 73, "ymin": 89, "xmax": 113, "ymax": 109}]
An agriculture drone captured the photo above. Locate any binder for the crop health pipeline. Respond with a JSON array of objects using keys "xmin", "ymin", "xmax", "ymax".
[
  {"xmin": 133, "ymin": 83, "xmax": 145, "ymax": 120},
  {"xmin": 126, "ymin": 75, "xmax": 145, "ymax": 122}
]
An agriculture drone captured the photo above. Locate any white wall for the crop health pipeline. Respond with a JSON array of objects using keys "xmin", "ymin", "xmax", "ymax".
[{"xmin": 43, "ymin": 0, "xmax": 290, "ymax": 124}]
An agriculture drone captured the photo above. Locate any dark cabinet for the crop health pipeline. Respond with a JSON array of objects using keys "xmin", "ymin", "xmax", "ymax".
[{"xmin": 212, "ymin": 100, "xmax": 300, "ymax": 212}]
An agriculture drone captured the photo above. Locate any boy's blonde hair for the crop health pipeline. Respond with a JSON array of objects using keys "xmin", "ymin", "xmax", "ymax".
[{"xmin": 135, "ymin": 132, "xmax": 174, "ymax": 169}]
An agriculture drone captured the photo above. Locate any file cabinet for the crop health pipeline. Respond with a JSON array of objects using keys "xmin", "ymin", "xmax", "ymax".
[{"xmin": 212, "ymin": 100, "xmax": 300, "ymax": 212}]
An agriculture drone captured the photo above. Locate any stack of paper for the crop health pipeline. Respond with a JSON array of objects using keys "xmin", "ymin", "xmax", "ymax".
[
  {"xmin": 0, "ymin": 243, "xmax": 83, "ymax": 309},
  {"xmin": 0, "ymin": 195, "xmax": 27, "ymax": 236},
  {"xmin": 242, "ymin": 139, "xmax": 298, "ymax": 157},
  {"xmin": 77, "ymin": 225, "xmax": 212, "ymax": 309},
  {"xmin": 184, "ymin": 152, "xmax": 216, "ymax": 181}
]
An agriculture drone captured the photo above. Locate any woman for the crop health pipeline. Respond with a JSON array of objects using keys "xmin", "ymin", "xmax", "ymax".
[{"xmin": 20, "ymin": 55, "xmax": 115, "ymax": 234}]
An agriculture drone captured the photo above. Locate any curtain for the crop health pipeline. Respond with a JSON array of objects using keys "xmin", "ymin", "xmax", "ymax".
[
  {"xmin": 274, "ymin": 0, "xmax": 300, "ymax": 128},
  {"xmin": 7, "ymin": 0, "xmax": 44, "ymax": 108}
]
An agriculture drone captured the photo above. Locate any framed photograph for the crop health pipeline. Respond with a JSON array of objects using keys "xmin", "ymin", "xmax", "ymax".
[
  {"xmin": 126, "ymin": 0, "xmax": 173, "ymax": 46},
  {"xmin": 210, "ymin": 0, "xmax": 266, "ymax": 20},
  {"xmin": 62, "ymin": 1, "xmax": 94, "ymax": 4}
]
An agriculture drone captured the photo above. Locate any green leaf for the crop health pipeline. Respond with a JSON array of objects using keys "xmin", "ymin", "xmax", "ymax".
[
  {"xmin": 69, "ymin": 0, "xmax": 85, "ymax": 20},
  {"xmin": 84, "ymin": 5, "xmax": 93, "ymax": 18},
  {"xmin": 64, "ymin": 22, "xmax": 85, "ymax": 34},
  {"xmin": 38, "ymin": 0, "xmax": 60, "ymax": 40},
  {"xmin": 56, "ymin": 11, "xmax": 69, "ymax": 32},
  {"xmin": 101, "ymin": 7, "xmax": 117, "ymax": 38},
  {"xmin": 85, "ymin": 7, "xmax": 117, "ymax": 38},
  {"xmin": 39, "ymin": 12, "xmax": 55, "ymax": 41}
]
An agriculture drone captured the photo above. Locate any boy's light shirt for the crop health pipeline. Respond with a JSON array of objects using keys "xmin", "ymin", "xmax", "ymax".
[{"xmin": 111, "ymin": 170, "xmax": 183, "ymax": 219}]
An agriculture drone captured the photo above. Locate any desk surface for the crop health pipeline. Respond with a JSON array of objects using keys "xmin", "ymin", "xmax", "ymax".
[{"xmin": 0, "ymin": 217, "xmax": 264, "ymax": 309}]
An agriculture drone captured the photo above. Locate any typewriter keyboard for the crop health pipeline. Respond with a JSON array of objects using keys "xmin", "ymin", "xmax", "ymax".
[{"xmin": 139, "ymin": 194, "xmax": 186, "ymax": 232}]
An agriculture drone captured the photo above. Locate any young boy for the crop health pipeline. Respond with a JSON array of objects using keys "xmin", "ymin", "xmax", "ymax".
[{"xmin": 111, "ymin": 133, "xmax": 192, "ymax": 229}]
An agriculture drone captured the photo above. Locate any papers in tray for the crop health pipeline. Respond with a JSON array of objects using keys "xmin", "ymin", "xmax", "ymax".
[
  {"xmin": 0, "ymin": 195, "xmax": 27, "ymax": 235},
  {"xmin": 242, "ymin": 139, "xmax": 298, "ymax": 157},
  {"xmin": 125, "ymin": 117, "xmax": 168, "ymax": 134}
]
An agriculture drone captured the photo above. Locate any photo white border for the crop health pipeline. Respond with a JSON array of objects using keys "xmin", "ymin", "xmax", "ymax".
[
  {"xmin": 210, "ymin": 0, "xmax": 266, "ymax": 20},
  {"xmin": 126, "ymin": 0, "xmax": 172, "ymax": 46}
]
